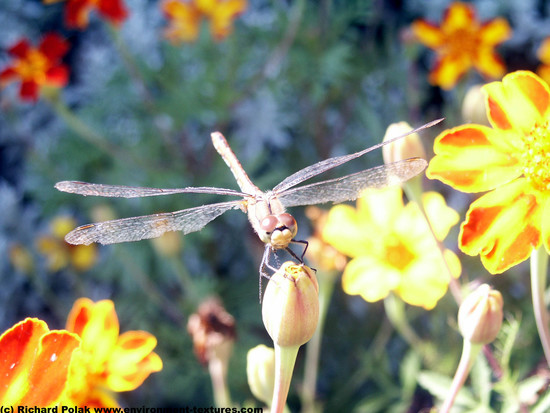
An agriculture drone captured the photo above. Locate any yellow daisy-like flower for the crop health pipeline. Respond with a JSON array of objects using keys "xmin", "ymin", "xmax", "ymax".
[
  {"xmin": 322, "ymin": 186, "xmax": 461, "ymax": 310},
  {"xmin": 537, "ymin": 37, "xmax": 550, "ymax": 85},
  {"xmin": 37, "ymin": 216, "xmax": 97, "ymax": 272},
  {"xmin": 412, "ymin": 2, "xmax": 511, "ymax": 90},
  {"xmin": 62, "ymin": 298, "xmax": 163, "ymax": 407},
  {"xmin": 162, "ymin": 0, "xmax": 247, "ymax": 43},
  {"xmin": 427, "ymin": 70, "xmax": 550, "ymax": 274}
]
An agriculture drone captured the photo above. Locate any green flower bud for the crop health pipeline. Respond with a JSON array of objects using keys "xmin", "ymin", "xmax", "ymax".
[
  {"xmin": 246, "ymin": 345, "xmax": 275, "ymax": 406},
  {"xmin": 458, "ymin": 284, "xmax": 503, "ymax": 344}
]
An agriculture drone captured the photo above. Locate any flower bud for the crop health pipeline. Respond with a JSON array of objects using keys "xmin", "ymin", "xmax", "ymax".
[
  {"xmin": 382, "ymin": 121, "xmax": 426, "ymax": 164},
  {"xmin": 461, "ymin": 84, "xmax": 490, "ymax": 126},
  {"xmin": 262, "ymin": 262, "xmax": 319, "ymax": 347},
  {"xmin": 246, "ymin": 345, "xmax": 275, "ymax": 406},
  {"xmin": 458, "ymin": 284, "xmax": 503, "ymax": 344}
]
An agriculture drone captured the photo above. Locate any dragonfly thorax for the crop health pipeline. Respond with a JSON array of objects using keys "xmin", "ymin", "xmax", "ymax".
[{"xmin": 258, "ymin": 213, "xmax": 298, "ymax": 249}]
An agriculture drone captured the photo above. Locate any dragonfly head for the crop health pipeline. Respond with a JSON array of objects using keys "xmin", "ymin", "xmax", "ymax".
[{"xmin": 259, "ymin": 213, "xmax": 298, "ymax": 249}]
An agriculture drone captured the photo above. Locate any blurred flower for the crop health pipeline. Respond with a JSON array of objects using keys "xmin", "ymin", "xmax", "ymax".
[
  {"xmin": 0, "ymin": 33, "xmax": 69, "ymax": 102},
  {"xmin": 461, "ymin": 84, "xmax": 490, "ymax": 125},
  {"xmin": 262, "ymin": 262, "xmax": 319, "ymax": 347},
  {"xmin": 537, "ymin": 38, "xmax": 550, "ymax": 85},
  {"xmin": 9, "ymin": 243, "xmax": 34, "ymax": 275},
  {"xmin": 458, "ymin": 284, "xmax": 503, "ymax": 344},
  {"xmin": 37, "ymin": 216, "xmax": 97, "ymax": 272},
  {"xmin": 305, "ymin": 206, "xmax": 347, "ymax": 273},
  {"xmin": 162, "ymin": 0, "xmax": 247, "ymax": 43},
  {"xmin": 427, "ymin": 71, "xmax": 550, "ymax": 274},
  {"xmin": 246, "ymin": 345, "xmax": 275, "ymax": 407},
  {"xmin": 187, "ymin": 298, "xmax": 236, "ymax": 407},
  {"xmin": 0, "ymin": 318, "xmax": 80, "ymax": 406},
  {"xmin": 43, "ymin": 0, "xmax": 128, "ymax": 29},
  {"xmin": 151, "ymin": 231, "xmax": 182, "ymax": 257},
  {"xmin": 323, "ymin": 186, "xmax": 460, "ymax": 310},
  {"xmin": 382, "ymin": 121, "xmax": 427, "ymax": 164},
  {"xmin": 412, "ymin": 2, "xmax": 511, "ymax": 90},
  {"xmin": 62, "ymin": 298, "xmax": 163, "ymax": 407}
]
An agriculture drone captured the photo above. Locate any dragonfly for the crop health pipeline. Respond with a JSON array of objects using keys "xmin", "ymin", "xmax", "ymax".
[{"xmin": 56, "ymin": 118, "xmax": 442, "ymax": 278}]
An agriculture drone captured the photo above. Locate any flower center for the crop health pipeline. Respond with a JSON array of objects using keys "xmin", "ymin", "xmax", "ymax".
[
  {"xmin": 13, "ymin": 49, "xmax": 49, "ymax": 82},
  {"xmin": 444, "ymin": 27, "xmax": 479, "ymax": 58},
  {"xmin": 521, "ymin": 119, "xmax": 550, "ymax": 191},
  {"xmin": 384, "ymin": 239, "xmax": 415, "ymax": 271}
]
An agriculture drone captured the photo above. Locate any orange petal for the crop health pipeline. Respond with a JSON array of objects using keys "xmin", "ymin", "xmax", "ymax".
[
  {"xmin": 484, "ymin": 71, "xmax": 550, "ymax": 133},
  {"xmin": 459, "ymin": 179, "xmax": 542, "ymax": 273},
  {"xmin": 473, "ymin": 48, "xmax": 507, "ymax": 79},
  {"xmin": 208, "ymin": 0, "xmax": 247, "ymax": 40},
  {"xmin": 538, "ymin": 38, "xmax": 550, "ymax": 64},
  {"xmin": 411, "ymin": 20, "xmax": 444, "ymax": 49},
  {"xmin": 23, "ymin": 330, "xmax": 80, "ymax": 406},
  {"xmin": 427, "ymin": 125, "xmax": 521, "ymax": 192},
  {"xmin": 542, "ymin": 197, "xmax": 550, "ymax": 254},
  {"xmin": 479, "ymin": 18, "xmax": 511, "ymax": 46},
  {"xmin": 429, "ymin": 55, "xmax": 470, "ymax": 90},
  {"xmin": 441, "ymin": 2, "xmax": 476, "ymax": 32},
  {"xmin": 0, "ymin": 318, "xmax": 80, "ymax": 406}
]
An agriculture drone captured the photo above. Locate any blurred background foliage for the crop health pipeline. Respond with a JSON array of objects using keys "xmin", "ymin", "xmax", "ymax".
[{"xmin": 2, "ymin": 0, "xmax": 550, "ymax": 410}]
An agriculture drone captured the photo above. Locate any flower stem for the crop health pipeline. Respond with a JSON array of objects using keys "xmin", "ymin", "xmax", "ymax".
[
  {"xmin": 301, "ymin": 269, "xmax": 337, "ymax": 413},
  {"xmin": 272, "ymin": 345, "xmax": 300, "ymax": 413},
  {"xmin": 530, "ymin": 246, "xmax": 550, "ymax": 366},
  {"xmin": 440, "ymin": 340, "xmax": 482, "ymax": 413},
  {"xmin": 209, "ymin": 356, "xmax": 232, "ymax": 407}
]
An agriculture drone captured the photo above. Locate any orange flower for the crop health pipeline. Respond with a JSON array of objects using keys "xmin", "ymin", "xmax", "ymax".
[
  {"xmin": 43, "ymin": 0, "xmax": 128, "ymax": 29},
  {"xmin": 537, "ymin": 38, "xmax": 550, "ymax": 85},
  {"xmin": 0, "ymin": 33, "xmax": 69, "ymax": 102},
  {"xmin": 323, "ymin": 186, "xmax": 460, "ymax": 310},
  {"xmin": 62, "ymin": 298, "xmax": 163, "ymax": 407},
  {"xmin": 162, "ymin": 0, "xmax": 247, "ymax": 43},
  {"xmin": 0, "ymin": 318, "xmax": 80, "ymax": 406},
  {"xmin": 427, "ymin": 71, "xmax": 550, "ymax": 274},
  {"xmin": 37, "ymin": 216, "xmax": 97, "ymax": 272},
  {"xmin": 412, "ymin": 2, "xmax": 511, "ymax": 89}
]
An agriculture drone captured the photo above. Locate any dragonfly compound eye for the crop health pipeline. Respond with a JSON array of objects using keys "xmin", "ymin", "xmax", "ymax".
[
  {"xmin": 277, "ymin": 213, "xmax": 297, "ymax": 233},
  {"xmin": 260, "ymin": 215, "xmax": 279, "ymax": 233}
]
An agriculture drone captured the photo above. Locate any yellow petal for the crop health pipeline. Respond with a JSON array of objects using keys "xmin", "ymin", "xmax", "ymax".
[
  {"xmin": 341, "ymin": 256, "xmax": 401, "ymax": 302},
  {"xmin": 411, "ymin": 20, "xmax": 444, "ymax": 49}
]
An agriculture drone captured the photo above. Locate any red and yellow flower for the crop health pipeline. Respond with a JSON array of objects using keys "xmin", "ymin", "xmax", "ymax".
[
  {"xmin": 537, "ymin": 38, "xmax": 550, "ymax": 85},
  {"xmin": 62, "ymin": 298, "xmax": 163, "ymax": 407},
  {"xmin": 37, "ymin": 216, "xmax": 97, "ymax": 272},
  {"xmin": 0, "ymin": 33, "xmax": 69, "ymax": 102},
  {"xmin": 162, "ymin": 0, "xmax": 247, "ymax": 43},
  {"xmin": 43, "ymin": 0, "xmax": 128, "ymax": 29},
  {"xmin": 0, "ymin": 318, "xmax": 80, "ymax": 406},
  {"xmin": 412, "ymin": 2, "xmax": 511, "ymax": 90},
  {"xmin": 428, "ymin": 71, "xmax": 550, "ymax": 274},
  {"xmin": 322, "ymin": 186, "xmax": 461, "ymax": 310}
]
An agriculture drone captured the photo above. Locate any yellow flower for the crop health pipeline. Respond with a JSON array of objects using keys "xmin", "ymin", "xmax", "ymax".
[
  {"xmin": 37, "ymin": 216, "xmax": 97, "ymax": 272},
  {"xmin": 162, "ymin": 0, "xmax": 247, "ymax": 43},
  {"xmin": 427, "ymin": 71, "xmax": 550, "ymax": 274},
  {"xmin": 412, "ymin": 2, "xmax": 511, "ymax": 89},
  {"xmin": 537, "ymin": 37, "xmax": 550, "ymax": 85},
  {"xmin": 323, "ymin": 186, "xmax": 460, "ymax": 310},
  {"xmin": 62, "ymin": 298, "xmax": 163, "ymax": 407}
]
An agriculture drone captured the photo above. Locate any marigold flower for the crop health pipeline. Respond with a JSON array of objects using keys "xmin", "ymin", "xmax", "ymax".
[
  {"xmin": 537, "ymin": 38, "xmax": 550, "ymax": 85},
  {"xmin": 427, "ymin": 71, "xmax": 550, "ymax": 274},
  {"xmin": 0, "ymin": 318, "xmax": 80, "ymax": 406},
  {"xmin": 43, "ymin": 0, "xmax": 128, "ymax": 29},
  {"xmin": 323, "ymin": 186, "xmax": 461, "ymax": 310},
  {"xmin": 162, "ymin": 0, "xmax": 247, "ymax": 43},
  {"xmin": 412, "ymin": 2, "xmax": 511, "ymax": 90},
  {"xmin": 62, "ymin": 298, "xmax": 163, "ymax": 407},
  {"xmin": 37, "ymin": 216, "xmax": 97, "ymax": 272},
  {"xmin": 0, "ymin": 33, "xmax": 69, "ymax": 102}
]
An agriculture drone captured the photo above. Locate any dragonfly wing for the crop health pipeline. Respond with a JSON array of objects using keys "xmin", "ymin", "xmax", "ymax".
[
  {"xmin": 277, "ymin": 158, "xmax": 427, "ymax": 208},
  {"xmin": 273, "ymin": 119, "xmax": 441, "ymax": 193},
  {"xmin": 65, "ymin": 201, "xmax": 243, "ymax": 245},
  {"xmin": 55, "ymin": 181, "xmax": 247, "ymax": 198}
]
